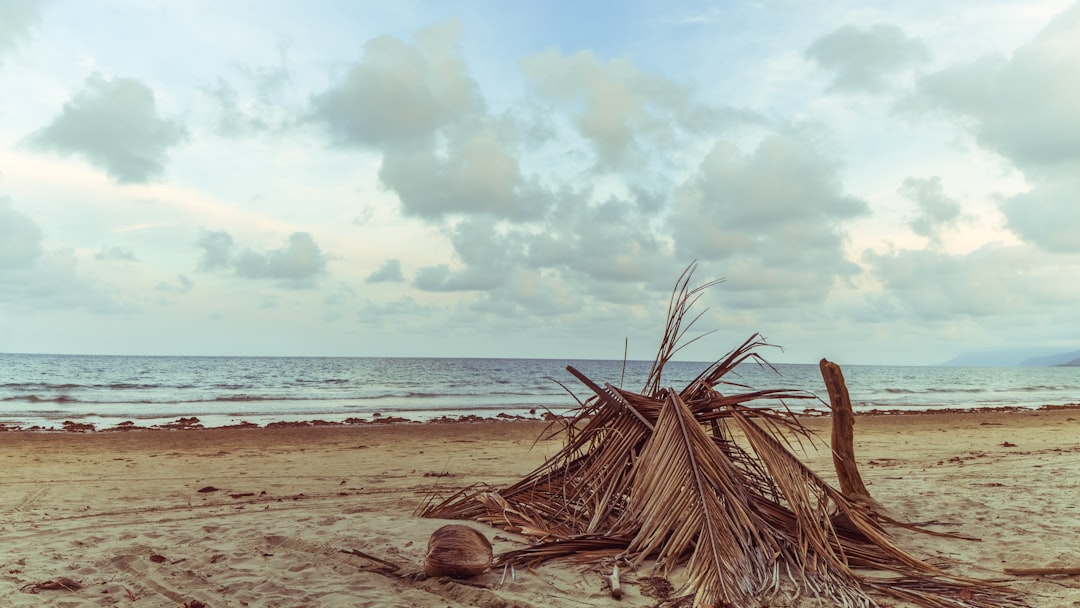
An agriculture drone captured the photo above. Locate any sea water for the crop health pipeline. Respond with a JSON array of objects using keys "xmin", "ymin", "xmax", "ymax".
[{"xmin": 1, "ymin": 353, "xmax": 1078, "ymax": 430}]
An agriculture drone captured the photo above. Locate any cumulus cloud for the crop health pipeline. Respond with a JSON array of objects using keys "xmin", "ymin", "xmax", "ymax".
[
  {"xmin": 310, "ymin": 22, "xmax": 544, "ymax": 221},
  {"xmin": 94, "ymin": 246, "xmax": 139, "ymax": 262},
  {"xmin": 0, "ymin": 249, "xmax": 126, "ymax": 314},
  {"xmin": 412, "ymin": 219, "xmax": 518, "ymax": 291},
  {"xmin": 155, "ymin": 274, "xmax": 194, "ymax": 294},
  {"xmin": 407, "ymin": 188, "xmax": 683, "ymax": 311},
  {"xmin": 916, "ymin": 5, "xmax": 1080, "ymax": 172},
  {"xmin": 0, "ymin": 199, "xmax": 125, "ymax": 314},
  {"xmin": 865, "ymin": 244, "xmax": 1076, "ymax": 319},
  {"xmin": 669, "ymin": 135, "xmax": 867, "ymax": 306},
  {"xmin": 0, "ymin": 0, "xmax": 42, "ymax": 57},
  {"xmin": 379, "ymin": 126, "xmax": 546, "ymax": 220},
  {"xmin": 310, "ymin": 21, "xmax": 481, "ymax": 150},
  {"xmin": 0, "ymin": 196, "xmax": 43, "ymax": 269},
  {"xmin": 414, "ymin": 264, "xmax": 501, "ymax": 292},
  {"xmin": 195, "ymin": 230, "xmax": 329, "ymax": 287},
  {"xmin": 27, "ymin": 74, "xmax": 187, "ymax": 183},
  {"xmin": 471, "ymin": 270, "xmax": 581, "ymax": 317},
  {"xmin": 898, "ymin": 176, "xmax": 963, "ymax": 245},
  {"xmin": 915, "ymin": 4, "xmax": 1080, "ymax": 251},
  {"xmin": 366, "ymin": 259, "xmax": 404, "ymax": 283},
  {"xmin": 806, "ymin": 23, "xmax": 928, "ymax": 94},
  {"xmin": 382, "ymin": 124, "xmax": 548, "ymax": 220},
  {"xmin": 196, "ymin": 229, "xmax": 236, "ymax": 271},
  {"xmin": 233, "ymin": 232, "xmax": 327, "ymax": 284},
  {"xmin": 520, "ymin": 49, "xmax": 743, "ymax": 168},
  {"xmin": 525, "ymin": 191, "xmax": 677, "ymax": 286},
  {"xmin": 1001, "ymin": 175, "xmax": 1080, "ymax": 253}
]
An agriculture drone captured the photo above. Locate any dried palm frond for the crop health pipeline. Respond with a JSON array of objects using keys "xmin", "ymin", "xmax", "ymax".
[
  {"xmin": 621, "ymin": 391, "xmax": 782, "ymax": 606},
  {"xmin": 419, "ymin": 265, "xmax": 1028, "ymax": 608}
]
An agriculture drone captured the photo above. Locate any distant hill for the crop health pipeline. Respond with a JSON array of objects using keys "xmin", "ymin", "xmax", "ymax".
[
  {"xmin": 943, "ymin": 349, "xmax": 1080, "ymax": 367},
  {"xmin": 1057, "ymin": 357, "xmax": 1080, "ymax": 367},
  {"xmin": 1021, "ymin": 351, "xmax": 1080, "ymax": 367}
]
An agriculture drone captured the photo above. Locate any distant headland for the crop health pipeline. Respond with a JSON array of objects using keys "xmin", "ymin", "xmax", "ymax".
[{"xmin": 942, "ymin": 349, "xmax": 1080, "ymax": 367}]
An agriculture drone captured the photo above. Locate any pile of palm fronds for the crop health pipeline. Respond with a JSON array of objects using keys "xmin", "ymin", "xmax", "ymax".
[{"xmin": 420, "ymin": 266, "xmax": 1025, "ymax": 608}]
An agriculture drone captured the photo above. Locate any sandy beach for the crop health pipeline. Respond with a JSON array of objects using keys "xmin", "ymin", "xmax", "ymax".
[{"xmin": 1, "ymin": 409, "xmax": 1078, "ymax": 607}]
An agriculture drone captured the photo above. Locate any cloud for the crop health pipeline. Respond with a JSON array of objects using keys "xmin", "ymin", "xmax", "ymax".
[
  {"xmin": 155, "ymin": 274, "xmax": 194, "ymax": 294},
  {"xmin": 865, "ymin": 243, "xmax": 1077, "ymax": 319},
  {"xmin": 669, "ymin": 135, "xmax": 867, "ymax": 307},
  {"xmin": 897, "ymin": 176, "xmax": 963, "ymax": 245},
  {"xmin": 233, "ymin": 232, "xmax": 328, "ymax": 284},
  {"xmin": 914, "ymin": 4, "xmax": 1080, "ymax": 251},
  {"xmin": 202, "ymin": 79, "xmax": 275, "ymax": 137},
  {"xmin": 27, "ymin": 74, "xmax": 187, "ymax": 183},
  {"xmin": 915, "ymin": 4, "xmax": 1080, "ymax": 171},
  {"xmin": 94, "ymin": 246, "xmax": 139, "ymax": 262},
  {"xmin": 1001, "ymin": 175, "xmax": 1080, "ymax": 253},
  {"xmin": 196, "ymin": 229, "xmax": 236, "ymax": 271},
  {"xmin": 0, "ymin": 196, "xmax": 43, "ymax": 269},
  {"xmin": 470, "ymin": 270, "xmax": 581, "ymax": 317},
  {"xmin": 407, "ymin": 187, "xmax": 683, "ymax": 312},
  {"xmin": 201, "ymin": 46, "xmax": 295, "ymax": 137},
  {"xmin": 519, "ymin": 49, "xmax": 745, "ymax": 168},
  {"xmin": 310, "ymin": 21, "xmax": 481, "ymax": 150},
  {"xmin": 806, "ymin": 23, "xmax": 928, "ymax": 94},
  {"xmin": 916, "ymin": 5, "xmax": 1080, "ymax": 173},
  {"xmin": 195, "ymin": 230, "xmax": 329, "ymax": 287},
  {"xmin": 525, "ymin": 190, "xmax": 677, "ymax": 286},
  {"xmin": 366, "ymin": 259, "xmax": 404, "ymax": 283},
  {"xmin": 309, "ymin": 22, "xmax": 544, "ymax": 221},
  {"xmin": 379, "ymin": 125, "xmax": 546, "ymax": 220},
  {"xmin": 412, "ymin": 220, "xmax": 517, "ymax": 292},
  {"xmin": 0, "ymin": 0, "xmax": 42, "ymax": 57},
  {"xmin": 414, "ymin": 264, "xmax": 492, "ymax": 291},
  {"xmin": 0, "ymin": 249, "xmax": 127, "ymax": 314},
  {"xmin": 321, "ymin": 282, "xmax": 358, "ymax": 322},
  {"xmin": 0, "ymin": 199, "xmax": 125, "ymax": 314}
]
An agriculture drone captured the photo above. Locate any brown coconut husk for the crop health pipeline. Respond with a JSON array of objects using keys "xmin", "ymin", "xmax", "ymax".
[{"xmin": 424, "ymin": 524, "xmax": 493, "ymax": 579}]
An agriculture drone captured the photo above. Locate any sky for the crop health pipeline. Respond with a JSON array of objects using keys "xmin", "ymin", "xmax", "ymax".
[{"xmin": 1, "ymin": 0, "xmax": 1078, "ymax": 365}]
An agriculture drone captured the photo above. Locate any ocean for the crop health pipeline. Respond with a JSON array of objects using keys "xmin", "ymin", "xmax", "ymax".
[{"xmin": 1, "ymin": 353, "xmax": 1078, "ymax": 430}]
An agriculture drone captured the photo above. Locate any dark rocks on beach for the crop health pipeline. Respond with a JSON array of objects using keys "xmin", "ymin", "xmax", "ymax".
[
  {"xmin": 370, "ymin": 416, "xmax": 411, "ymax": 424},
  {"xmin": 265, "ymin": 421, "xmax": 312, "ymax": 428},
  {"xmin": 158, "ymin": 417, "xmax": 204, "ymax": 430},
  {"xmin": 219, "ymin": 421, "xmax": 259, "ymax": 430}
]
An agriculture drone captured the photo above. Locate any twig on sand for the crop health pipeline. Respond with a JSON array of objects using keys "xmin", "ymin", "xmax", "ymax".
[
  {"xmin": 340, "ymin": 548, "xmax": 401, "ymax": 572},
  {"xmin": 19, "ymin": 577, "xmax": 82, "ymax": 593}
]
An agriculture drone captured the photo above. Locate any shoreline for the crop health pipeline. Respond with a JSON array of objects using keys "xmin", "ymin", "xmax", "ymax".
[{"xmin": 2, "ymin": 402, "xmax": 1078, "ymax": 433}]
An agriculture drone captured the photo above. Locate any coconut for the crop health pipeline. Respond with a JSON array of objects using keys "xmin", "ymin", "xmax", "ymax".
[{"xmin": 424, "ymin": 524, "xmax": 493, "ymax": 578}]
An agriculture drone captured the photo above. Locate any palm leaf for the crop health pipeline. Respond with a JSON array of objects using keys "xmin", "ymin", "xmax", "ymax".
[{"xmin": 623, "ymin": 390, "xmax": 777, "ymax": 606}]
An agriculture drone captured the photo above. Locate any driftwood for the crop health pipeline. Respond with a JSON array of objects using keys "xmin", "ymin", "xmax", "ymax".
[
  {"xmin": 607, "ymin": 564, "xmax": 623, "ymax": 599},
  {"xmin": 1004, "ymin": 567, "xmax": 1080, "ymax": 576},
  {"xmin": 820, "ymin": 358, "xmax": 874, "ymax": 503}
]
